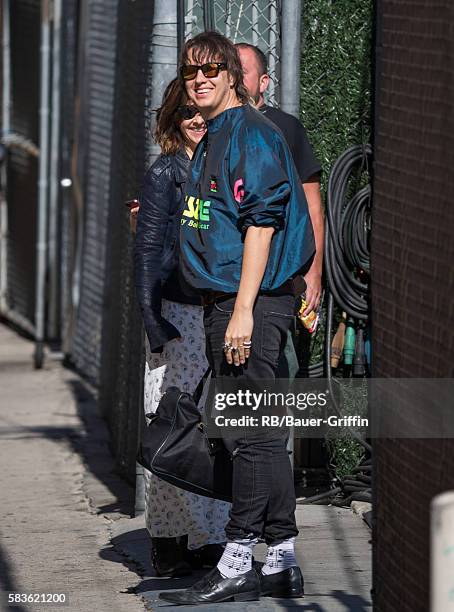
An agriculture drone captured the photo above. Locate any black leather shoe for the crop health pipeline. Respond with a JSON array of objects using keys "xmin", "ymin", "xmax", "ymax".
[
  {"xmin": 151, "ymin": 537, "xmax": 192, "ymax": 577},
  {"xmin": 159, "ymin": 567, "xmax": 260, "ymax": 604},
  {"xmin": 183, "ymin": 543, "xmax": 225, "ymax": 569},
  {"xmin": 259, "ymin": 566, "xmax": 304, "ymax": 598}
]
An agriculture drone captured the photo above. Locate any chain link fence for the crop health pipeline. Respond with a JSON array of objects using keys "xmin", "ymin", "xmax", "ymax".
[{"xmin": 182, "ymin": 0, "xmax": 281, "ymax": 106}]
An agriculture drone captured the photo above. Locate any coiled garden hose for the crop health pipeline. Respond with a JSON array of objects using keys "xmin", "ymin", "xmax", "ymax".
[
  {"xmin": 325, "ymin": 144, "xmax": 372, "ymax": 321},
  {"xmin": 301, "ymin": 145, "xmax": 373, "ymax": 505},
  {"xmin": 324, "ymin": 143, "xmax": 372, "ymax": 452}
]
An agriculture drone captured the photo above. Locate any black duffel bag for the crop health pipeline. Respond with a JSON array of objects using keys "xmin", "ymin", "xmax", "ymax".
[{"xmin": 137, "ymin": 377, "xmax": 233, "ymax": 503}]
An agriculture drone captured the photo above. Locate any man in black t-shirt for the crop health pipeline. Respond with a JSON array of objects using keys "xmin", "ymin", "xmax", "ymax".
[{"xmin": 237, "ymin": 43, "xmax": 324, "ymax": 316}]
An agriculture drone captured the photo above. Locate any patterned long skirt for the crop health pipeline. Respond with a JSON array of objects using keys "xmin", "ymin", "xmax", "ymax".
[{"xmin": 142, "ymin": 299, "xmax": 230, "ymax": 549}]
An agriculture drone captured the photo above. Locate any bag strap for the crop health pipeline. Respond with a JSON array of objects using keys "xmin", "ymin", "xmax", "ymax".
[{"xmin": 193, "ymin": 367, "xmax": 212, "ymax": 405}]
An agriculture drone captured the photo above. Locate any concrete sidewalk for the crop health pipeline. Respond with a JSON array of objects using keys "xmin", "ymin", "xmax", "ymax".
[
  {"xmin": 0, "ymin": 323, "xmax": 145, "ymax": 612},
  {"xmin": 0, "ymin": 322, "xmax": 372, "ymax": 612},
  {"xmin": 112, "ymin": 504, "xmax": 372, "ymax": 611}
]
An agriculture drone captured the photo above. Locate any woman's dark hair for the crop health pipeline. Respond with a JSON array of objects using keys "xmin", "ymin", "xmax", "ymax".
[
  {"xmin": 154, "ymin": 78, "xmax": 188, "ymax": 155},
  {"xmin": 180, "ymin": 31, "xmax": 249, "ymax": 105}
]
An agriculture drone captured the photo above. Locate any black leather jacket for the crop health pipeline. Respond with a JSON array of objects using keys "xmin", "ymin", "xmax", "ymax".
[{"xmin": 134, "ymin": 149, "xmax": 200, "ymax": 352}]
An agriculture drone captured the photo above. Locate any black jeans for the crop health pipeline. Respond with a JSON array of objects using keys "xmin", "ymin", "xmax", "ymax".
[{"xmin": 204, "ymin": 293, "xmax": 298, "ymax": 546}]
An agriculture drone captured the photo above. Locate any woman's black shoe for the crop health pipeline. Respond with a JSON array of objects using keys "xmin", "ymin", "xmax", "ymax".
[
  {"xmin": 182, "ymin": 542, "xmax": 225, "ymax": 569},
  {"xmin": 158, "ymin": 567, "xmax": 260, "ymax": 604},
  {"xmin": 259, "ymin": 566, "xmax": 304, "ymax": 598},
  {"xmin": 151, "ymin": 537, "xmax": 192, "ymax": 577}
]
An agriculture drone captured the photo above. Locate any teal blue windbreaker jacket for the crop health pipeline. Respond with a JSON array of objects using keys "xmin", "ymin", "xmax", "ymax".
[{"xmin": 179, "ymin": 104, "xmax": 315, "ymax": 293}]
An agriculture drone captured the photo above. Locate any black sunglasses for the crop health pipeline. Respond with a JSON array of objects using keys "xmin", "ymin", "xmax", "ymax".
[
  {"xmin": 180, "ymin": 62, "xmax": 227, "ymax": 81},
  {"xmin": 177, "ymin": 105, "xmax": 200, "ymax": 120}
]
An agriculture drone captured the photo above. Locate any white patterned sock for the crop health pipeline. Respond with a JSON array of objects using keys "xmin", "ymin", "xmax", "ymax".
[
  {"xmin": 261, "ymin": 537, "xmax": 298, "ymax": 575},
  {"xmin": 217, "ymin": 539, "xmax": 257, "ymax": 578}
]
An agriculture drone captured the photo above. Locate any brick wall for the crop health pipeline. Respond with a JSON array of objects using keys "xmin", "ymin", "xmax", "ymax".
[{"xmin": 372, "ymin": 1, "xmax": 454, "ymax": 609}]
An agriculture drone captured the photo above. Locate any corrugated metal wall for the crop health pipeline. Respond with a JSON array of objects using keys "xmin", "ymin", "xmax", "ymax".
[
  {"xmin": 61, "ymin": 0, "xmax": 152, "ymax": 480},
  {"xmin": 96, "ymin": 0, "xmax": 152, "ymax": 479},
  {"xmin": 69, "ymin": 0, "xmax": 119, "ymax": 383},
  {"xmin": 372, "ymin": 1, "xmax": 454, "ymax": 609}
]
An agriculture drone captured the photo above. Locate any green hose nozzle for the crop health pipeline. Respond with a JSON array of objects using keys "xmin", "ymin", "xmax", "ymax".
[{"xmin": 344, "ymin": 320, "xmax": 356, "ymax": 366}]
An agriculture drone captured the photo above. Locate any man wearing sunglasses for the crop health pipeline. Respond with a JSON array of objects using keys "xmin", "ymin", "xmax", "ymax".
[{"xmin": 159, "ymin": 31, "xmax": 314, "ymax": 605}]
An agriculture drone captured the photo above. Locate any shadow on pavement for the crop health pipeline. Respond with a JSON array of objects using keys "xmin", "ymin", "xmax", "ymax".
[
  {"xmin": 0, "ymin": 539, "xmax": 29, "ymax": 612},
  {"xmin": 0, "ymin": 369, "xmax": 135, "ymax": 520},
  {"xmin": 66, "ymin": 378, "xmax": 135, "ymax": 516},
  {"xmin": 136, "ymin": 587, "xmax": 371, "ymax": 611},
  {"xmin": 330, "ymin": 589, "xmax": 372, "ymax": 609}
]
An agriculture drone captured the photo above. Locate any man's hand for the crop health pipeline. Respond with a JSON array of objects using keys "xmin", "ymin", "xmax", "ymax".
[
  {"xmin": 302, "ymin": 176, "xmax": 324, "ymax": 314},
  {"xmin": 224, "ymin": 305, "xmax": 253, "ymax": 366},
  {"xmin": 303, "ymin": 266, "xmax": 322, "ymax": 314}
]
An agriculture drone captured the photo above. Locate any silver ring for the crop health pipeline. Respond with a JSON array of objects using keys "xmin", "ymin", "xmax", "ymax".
[
  {"xmin": 243, "ymin": 341, "xmax": 252, "ymax": 347},
  {"xmin": 223, "ymin": 342, "xmax": 232, "ymax": 350}
]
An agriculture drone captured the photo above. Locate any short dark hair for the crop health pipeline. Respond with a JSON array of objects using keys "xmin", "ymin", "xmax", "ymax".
[
  {"xmin": 236, "ymin": 43, "xmax": 268, "ymax": 76},
  {"xmin": 180, "ymin": 31, "xmax": 249, "ymax": 105},
  {"xmin": 154, "ymin": 78, "xmax": 188, "ymax": 155}
]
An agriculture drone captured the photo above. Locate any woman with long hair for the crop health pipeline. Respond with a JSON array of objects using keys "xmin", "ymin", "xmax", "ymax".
[{"xmin": 134, "ymin": 78, "xmax": 230, "ymax": 577}]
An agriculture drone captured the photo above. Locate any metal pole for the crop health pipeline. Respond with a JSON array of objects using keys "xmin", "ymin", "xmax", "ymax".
[
  {"xmin": 431, "ymin": 491, "xmax": 454, "ymax": 611},
  {"xmin": 47, "ymin": 0, "xmax": 62, "ymax": 340},
  {"xmin": 225, "ymin": 0, "xmax": 231, "ymax": 39},
  {"xmin": 252, "ymin": 1, "xmax": 259, "ymax": 46},
  {"xmin": 280, "ymin": 0, "xmax": 301, "ymax": 465},
  {"xmin": 186, "ymin": 0, "xmax": 194, "ymax": 39},
  {"xmin": 267, "ymin": 1, "xmax": 277, "ymax": 105},
  {"xmin": 0, "ymin": 0, "xmax": 11, "ymax": 315},
  {"xmin": 280, "ymin": 0, "xmax": 301, "ymax": 117},
  {"xmin": 136, "ymin": 0, "xmax": 179, "ymax": 516},
  {"xmin": 148, "ymin": 0, "xmax": 178, "ymax": 165},
  {"xmin": 203, "ymin": 0, "xmax": 214, "ymax": 31},
  {"xmin": 177, "ymin": 0, "xmax": 185, "ymax": 60},
  {"xmin": 34, "ymin": 0, "xmax": 52, "ymax": 368},
  {"xmin": 1, "ymin": 0, "xmax": 10, "ymax": 133},
  {"xmin": 232, "ymin": 0, "xmax": 243, "ymax": 43}
]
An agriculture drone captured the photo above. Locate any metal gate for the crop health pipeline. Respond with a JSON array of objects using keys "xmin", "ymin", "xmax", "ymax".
[{"xmin": 0, "ymin": 0, "xmax": 40, "ymax": 336}]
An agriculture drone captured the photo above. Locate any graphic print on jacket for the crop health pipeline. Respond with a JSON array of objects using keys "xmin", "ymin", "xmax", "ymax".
[{"xmin": 181, "ymin": 195, "xmax": 211, "ymax": 230}]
